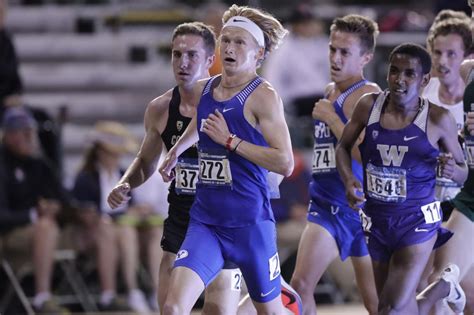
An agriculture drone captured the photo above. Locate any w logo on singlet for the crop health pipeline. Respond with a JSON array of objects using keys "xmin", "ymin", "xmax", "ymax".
[{"xmin": 376, "ymin": 144, "xmax": 408, "ymax": 167}]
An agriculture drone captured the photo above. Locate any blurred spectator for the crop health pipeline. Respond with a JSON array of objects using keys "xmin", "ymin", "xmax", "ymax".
[
  {"xmin": 129, "ymin": 176, "xmax": 167, "ymax": 311},
  {"xmin": 262, "ymin": 3, "xmax": 329, "ymax": 146},
  {"xmin": 0, "ymin": 0, "xmax": 62, "ymax": 173},
  {"xmin": 132, "ymin": 157, "xmax": 169, "ymax": 220},
  {"xmin": 0, "ymin": 107, "xmax": 70, "ymax": 314},
  {"xmin": 0, "ymin": 0, "xmax": 22, "ymax": 115},
  {"xmin": 263, "ymin": 4, "xmax": 329, "ymax": 112},
  {"xmin": 378, "ymin": 9, "xmax": 431, "ymax": 32},
  {"xmin": 116, "ymin": 159, "xmax": 169, "ymax": 312},
  {"xmin": 71, "ymin": 121, "xmax": 158, "ymax": 313}
]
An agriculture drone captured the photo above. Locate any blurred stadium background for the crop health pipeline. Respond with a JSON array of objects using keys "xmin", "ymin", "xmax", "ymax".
[
  {"xmin": 1, "ymin": 0, "xmax": 471, "ymax": 313},
  {"xmin": 6, "ymin": 0, "xmax": 470, "ymax": 187}
]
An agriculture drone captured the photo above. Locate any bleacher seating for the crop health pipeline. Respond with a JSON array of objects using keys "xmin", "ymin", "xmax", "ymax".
[
  {"xmin": 8, "ymin": 0, "xmax": 430, "ymax": 188},
  {"xmin": 7, "ymin": 3, "xmax": 186, "ymax": 186},
  {"xmin": 14, "ymin": 32, "xmax": 171, "ymax": 62}
]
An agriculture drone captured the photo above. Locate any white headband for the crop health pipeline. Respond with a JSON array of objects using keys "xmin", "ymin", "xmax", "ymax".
[{"xmin": 222, "ymin": 16, "xmax": 265, "ymax": 48}]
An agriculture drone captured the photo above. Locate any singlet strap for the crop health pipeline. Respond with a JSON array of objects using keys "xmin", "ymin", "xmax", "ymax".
[
  {"xmin": 414, "ymin": 97, "xmax": 430, "ymax": 132},
  {"xmin": 335, "ymin": 79, "xmax": 368, "ymax": 108},
  {"xmin": 367, "ymin": 90, "xmax": 388, "ymax": 126},
  {"xmin": 236, "ymin": 77, "xmax": 263, "ymax": 105},
  {"xmin": 168, "ymin": 86, "xmax": 181, "ymax": 113},
  {"xmin": 202, "ymin": 75, "xmax": 219, "ymax": 96}
]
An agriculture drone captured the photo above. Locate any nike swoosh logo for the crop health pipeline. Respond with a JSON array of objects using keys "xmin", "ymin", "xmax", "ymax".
[
  {"xmin": 455, "ymin": 288, "xmax": 462, "ymax": 300},
  {"xmin": 232, "ymin": 18, "xmax": 246, "ymax": 23},
  {"xmin": 415, "ymin": 227, "xmax": 429, "ymax": 232},
  {"xmin": 281, "ymin": 289, "xmax": 296, "ymax": 304},
  {"xmin": 404, "ymin": 136, "xmax": 418, "ymax": 141},
  {"xmin": 223, "ymin": 108, "xmax": 235, "ymax": 113},
  {"xmin": 260, "ymin": 287, "xmax": 276, "ymax": 297}
]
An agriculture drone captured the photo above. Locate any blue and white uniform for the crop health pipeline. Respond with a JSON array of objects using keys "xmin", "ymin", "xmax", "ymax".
[
  {"xmin": 175, "ymin": 75, "xmax": 281, "ymax": 303},
  {"xmin": 359, "ymin": 91, "xmax": 452, "ymax": 262},
  {"xmin": 308, "ymin": 79, "xmax": 369, "ymax": 260}
]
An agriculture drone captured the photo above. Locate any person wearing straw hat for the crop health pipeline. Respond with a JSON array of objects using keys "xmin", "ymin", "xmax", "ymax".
[{"xmin": 73, "ymin": 120, "xmax": 157, "ymax": 313}]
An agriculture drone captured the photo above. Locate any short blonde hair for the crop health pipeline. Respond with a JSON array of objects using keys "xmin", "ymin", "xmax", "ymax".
[{"xmin": 222, "ymin": 4, "xmax": 288, "ymax": 62}]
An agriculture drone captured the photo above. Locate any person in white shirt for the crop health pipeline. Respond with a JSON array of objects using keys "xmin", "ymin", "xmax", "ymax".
[{"xmin": 423, "ymin": 17, "xmax": 472, "ymax": 202}]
